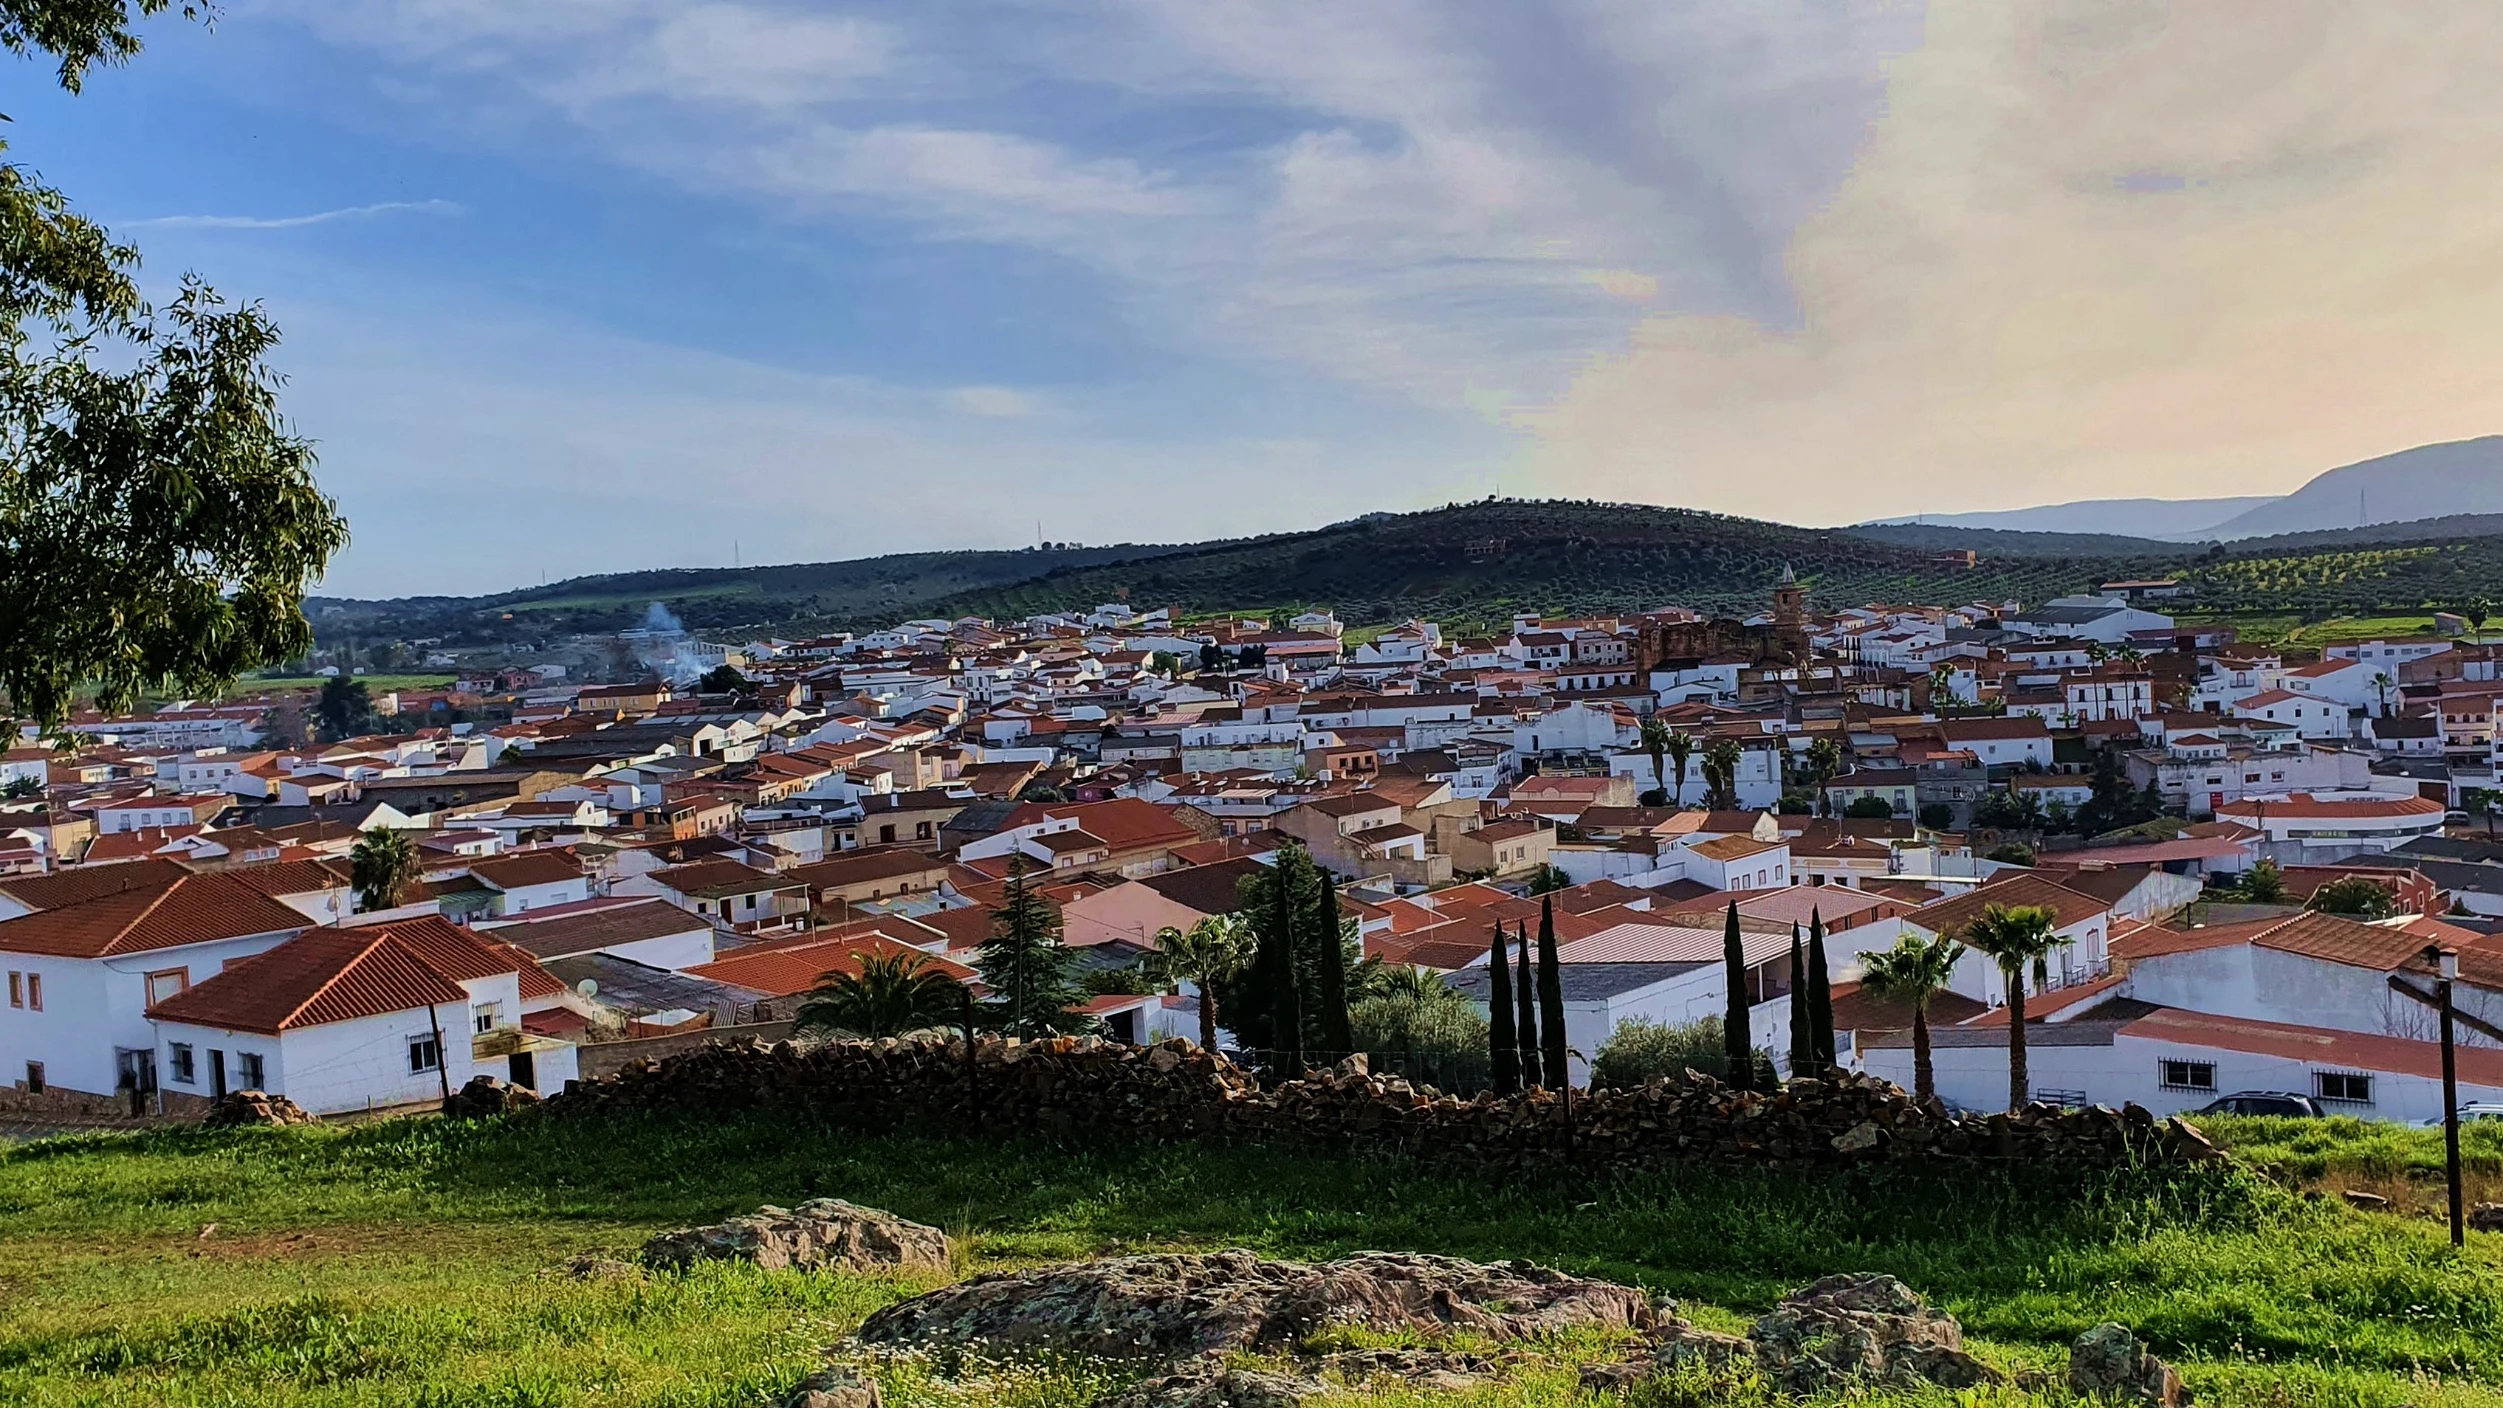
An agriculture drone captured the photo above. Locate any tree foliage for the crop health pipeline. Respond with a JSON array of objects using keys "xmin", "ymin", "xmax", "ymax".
[
  {"xmin": 974, "ymin": 857, "xmax": 1088, "ymax": 1037},
  {"xmin": 1145, "ymin": 914, "xmax": 1252, "ymax": 1052},
  {"xmin": 1857, "ymin": 933, "xmax": 1962, "ymax": 1105},
  {"xmin": 0, "ymin": 5, "xmax": 347, "ymax": 733},
  {"xmin": 1957, "ymin": 903, "xmax": 2068, "ymax": 1113},
  {"xmin": 795, "ymin": 951, "xmax": 962, "ymax": 1039},
  {"xmin": 348, "ymin": 826, "xmax": 419, "ymax": 913},
  {"xmin": 2308, "ymin": 875, "xmax": 2399, "ymax": 919}
]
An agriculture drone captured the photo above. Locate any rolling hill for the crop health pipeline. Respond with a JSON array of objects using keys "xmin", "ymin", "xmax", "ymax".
[
  {"xmin": 308, "ymin": 497, "xmax": 2503, "ymax": 648},
  {"xmin": 1860, "ymin": 495, "xmax": 2276, "ymax": 540},
  {"xmin": 2201, "ymin": 436, "xmax": 2503, "ymax": 538}
]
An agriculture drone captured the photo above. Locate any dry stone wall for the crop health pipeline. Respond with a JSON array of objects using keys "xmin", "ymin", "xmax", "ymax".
[{"xmin": 544, "ymin": 1035, "xmax": 2220, "ymax": 1172}]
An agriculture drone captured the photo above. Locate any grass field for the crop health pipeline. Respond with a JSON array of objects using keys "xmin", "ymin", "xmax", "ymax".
[
  {"xmin": 2173, "ymin": 611, "xmax": 2454, "ymax": 648},
  {"xmin": 4, "ymin": 1111, "xmax": 2502, "ymax": 1407},
  {"xmin": 233, "ymin": 673, "xmax": 460, "ymax": 694}
]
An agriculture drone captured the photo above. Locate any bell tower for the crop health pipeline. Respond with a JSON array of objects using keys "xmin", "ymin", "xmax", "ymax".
[{"xmin": 1771, "ymin": 564, "xmax": 1809, "ymax": 661}]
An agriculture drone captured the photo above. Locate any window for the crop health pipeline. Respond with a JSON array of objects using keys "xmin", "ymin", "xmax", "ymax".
[
  {"xmin": 168, "ymin": 1043, "xmax": 196, "ymax": 1084},
  {"xmin": 472, "ymin": 1001, "xmax": 503, "ymax": 1034},
  {"xmin": 145, "ymin": 968, "xmax": 189, "ymax": 1007},
  {"xmin": 24, "ymin": 973, "xmax": 37, "ymax": 1011},
  {"xmin": 239, "ymin": 1052, "xmax": 265, "ymax": 1090},
  {"xmin": 6, "ymin": 971, "xmax": 16, "ymax": 1008},
  {"xmin": 2314, "ymin": 1071, "xmax": 2374, "ymax": 1105},
  {"xmin": 2159, "ymin": 1060, "xmax": 2216, "ymax": 1092},
  {"xmin": 408, "ymin": 1036, "xmax": 442, "ymax": 1074},
  {"xmin": 23, "ymin": 1061, "xmax": 42, "ymax": 1094}
]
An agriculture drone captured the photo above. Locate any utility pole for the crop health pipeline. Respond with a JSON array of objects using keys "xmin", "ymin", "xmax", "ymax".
[{"xmin": 2437, "ymin": 944, "xmax": 2464, "ymax": 1248}]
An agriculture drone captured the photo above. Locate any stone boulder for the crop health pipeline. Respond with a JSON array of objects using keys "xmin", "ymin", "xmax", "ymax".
[
  {"xmin": 644, "ymin": 1199, "xmax": 951, "ymax": 1275},
  {"xmin": 2068, "ymin": 1323, "xmax": 2188, "ymax": 1406},
  {"xmin": 854, "ymin": 1250, "xmax": 1656, "ymax": 1361},
  {"xmin": 780, "ymin": 1367, "xmax": 883, "ymax": 1408},
  {"xmin": 1747, "ymin": 1273, "xmax": 2003, "ymax": 1392},
  {"xmin": 1092, "ymin": 1366, "xmax": 1320, "ymax": 1408},
  {"xmin": 201, "ymin": 1089, "xmax": 314, "ymax": 1128},
  {"xmin": 1577, "ymin": 1321, "xmax": 1753, "ymax": 1390},
  {"xmin": 443, "ymin": 1074, "xmax": 541, "ymax": 1120}
]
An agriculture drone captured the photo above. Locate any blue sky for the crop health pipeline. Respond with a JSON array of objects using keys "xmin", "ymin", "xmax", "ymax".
[{"xmin": 21, "ymin": 3, "xmax": 2501, "ymax": 594}]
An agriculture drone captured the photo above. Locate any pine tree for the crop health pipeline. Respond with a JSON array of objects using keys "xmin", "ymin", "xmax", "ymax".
[
  {"xmin": 1314, "ymin": 866, "xmax": 1355, "ymax": 1056},
  {"xmin": 1486, "ymin": 923, "xmax": 1520, "ymax": 1095},
  {"xmin": 1514, "ymin": 921, "xmax": 1544, "ymax": 1089},
  {"xmin": 975, "ymin": 855, "xmax": 1086, "ymax": 1037},
  {"xmin": 1721, "ymin": 901, "xmax": 1752, "ymax": 1091},
  {"xmin": 1535, "ymin": 894, "xmax": 1569, "ymax": 1088},
  {"xmin": 1808, "ymin": 909, "xmax": 1836, "ymax": 1071},
  {"xmin": 1787, "ymin": 924, "xmax": 1812, "ymax": 1076}
]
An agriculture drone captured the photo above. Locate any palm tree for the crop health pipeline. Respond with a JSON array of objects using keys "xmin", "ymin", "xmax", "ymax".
[
  {"xmin": 349, "ymin": 828, "xmax": 421, "ymax": 913},
  {"xmin": 1957, "ymin": 903, "xmax": 2068, "ymax": 1112},
  {"xmin": 1146, "ymin": 915, "xmax": 1254, "ymax": 1053},
  {"xmin": 1929, "ymin": 662, "xmax": 1959, "ymax": 709},
  {"xmin": 1702, "ymin": 739, "xmax": 1744, "ymax": 811},
  {"xmin": 794, "ymin": 951, "xmax": 963, "ymax": 1038},
  {"xmin": 1804, "ymin": 736, "xmax": 1843, "ymax": 816},
  {"xmin": 2372, "ymin": 672, "xmax": 2395, "ymax": 717},
  {"xmin": 1663, "ymin": 729, "xmax": 1696, "ymax": 808},
  {"xmin": 1858, "ymin": 934, "xmax": 1961, "ymax": 1104},
  {"xmin": 1638, "ymin": 715, "xmax": 1672, "ymax": 798}
]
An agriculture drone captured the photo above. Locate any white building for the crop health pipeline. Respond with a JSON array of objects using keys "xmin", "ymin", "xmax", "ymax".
[{"xmin": 147, "ymin": 917, "xmax": 579, "ymax": 1113}]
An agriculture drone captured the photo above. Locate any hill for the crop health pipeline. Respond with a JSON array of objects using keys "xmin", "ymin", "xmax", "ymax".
[
  {"xmin": 2204, "ymin": 435, "xmax": 2503, "ymax": 538},
  {"xmin": 307, "ymin": 496, "xmax": 2503, "ymax": 645},
  {"xmin": 306, "ymin": 543, "xmax": 1194, "ymax": 641},
  {"xmin": 1861, "ymin": 494, "xmax": 2275, "ymax": 540},
  {"xmin": 1841, "ymin": 522, "xmax": 2180, "ymax": 556}
]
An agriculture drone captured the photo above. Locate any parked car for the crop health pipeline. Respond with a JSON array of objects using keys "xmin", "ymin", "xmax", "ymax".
[
  {"xmin": 2197, "ymin": 1091, "xmax": 2325, "ymax": 1118},
  {"xmin": 2416, "ymin": 1102, "xmax": 2503, "ymax": 1128}
]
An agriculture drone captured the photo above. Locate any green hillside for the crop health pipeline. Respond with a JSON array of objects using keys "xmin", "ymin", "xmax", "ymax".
[{"xmin": 306, "ymin": 498, "xmax": 2503, "ymax": 645}]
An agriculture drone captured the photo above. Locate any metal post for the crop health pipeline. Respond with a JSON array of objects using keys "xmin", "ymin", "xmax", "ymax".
[{"xmin": 2437, "ymin": 946, "xmax": 2464, "ymax": 1248}]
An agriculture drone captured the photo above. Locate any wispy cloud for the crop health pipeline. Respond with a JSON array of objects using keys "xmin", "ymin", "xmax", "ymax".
[{"xmin": 125, "ymin": 198, "xmax": 466, "ymax": 230}]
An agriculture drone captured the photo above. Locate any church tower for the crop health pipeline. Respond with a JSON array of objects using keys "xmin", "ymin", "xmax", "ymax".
[{"xmin": 1771, "ymin": 564, "xmax": 1809, "ymax": 661}]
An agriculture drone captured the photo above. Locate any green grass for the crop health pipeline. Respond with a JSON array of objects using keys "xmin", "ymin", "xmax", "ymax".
[
  {"xmin": 4, "ymin": 1113, "xmax": 2502, "ymax": 1406},
  {"xmin": 2172, "ymin": 611, "xmax": 2451, "ymax": 648},
  {"xmin": 236, "ymin": 673, "xmax": 460, "ymax": 694}
]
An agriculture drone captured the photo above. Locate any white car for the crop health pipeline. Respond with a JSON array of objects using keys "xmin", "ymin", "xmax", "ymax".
[{"xmin": 2417, "ymin": 1103, "xmax": 2503, "ymax": 1128}]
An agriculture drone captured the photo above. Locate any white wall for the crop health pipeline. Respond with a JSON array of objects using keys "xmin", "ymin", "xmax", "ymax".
[
  {"xmin": 158, "ymin": 1005, "xmax": 478, "ymax": 1115},
  {"xmin": 2, "ymin": 930, "xmax": 298, "ymax": 1097}
]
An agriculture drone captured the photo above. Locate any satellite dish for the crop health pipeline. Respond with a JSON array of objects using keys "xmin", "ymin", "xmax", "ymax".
[{"xmin": 574, "ymin": 979, "xmax": 599, "ymax": 998}]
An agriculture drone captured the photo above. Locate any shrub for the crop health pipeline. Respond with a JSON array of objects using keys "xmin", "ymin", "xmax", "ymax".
[{"xmin": 1591, "ymin": 1017, "xmax": 1773, "ymax": 1089}]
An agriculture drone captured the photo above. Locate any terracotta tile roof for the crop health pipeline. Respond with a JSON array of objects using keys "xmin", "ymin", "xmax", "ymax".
[
  {"xmin": 1826, "ymin": 978, "xmax": 1988, "ymax": 1034},
  {"xmin": 784, "ymin": 848, "xmax": 950, "ymax": 892},
  {"xmin": 469, "ymin": 850, "xmax": 585, "ymax": 890},
  {"xmin": 685, "ymin": 931, "xmax": 973, "ymax": 997},
  {"xmin": 221, "ymin": 858, "xmax": 353, "ymax": 898},
  {"xmin": 993, "ymin": 798, "xmax": 1197, "ymax": 853},
  {"xmin": 490, "ymin": 899, "xmax": 712, "ymax": 960},
  {"xmin": 0, "ymin": 856, "xmax": 189, "ymax": 910},
  {"xmin": 2218, "ymin": 794, "xmax": 2444, "ymax": 820},
  {"xmin": 147, "ymin": 927, "xmax": 467, "ymax": 1034},
  {"xmin": 1906, "ymin": 872, "xmax": 2112, "ymax": 938},
  {"xmin": 0, "ymin": 871, "xmax": 310, "ymax": 958},
  {"xmin": 648, "ymin": 858, "xmax": 794, "ymax": 898},
  {"xmin": 1689, "ymin": 835, "xmax": 1784, "ymax": 863},
  {"xmin": 2118, "ymin": 1005, "xmax": 2503, "ymax": 1087}
]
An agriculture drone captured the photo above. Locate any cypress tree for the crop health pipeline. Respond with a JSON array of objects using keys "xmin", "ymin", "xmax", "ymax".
[
  {"xmin": 977, "ymin": 854, "xmax": 1086, "ymax": 1037},
  {"xmin": 1486, "ymin": 923, "xmax": 1519, "ymax": 1095},
  {"xmin": 1721, "ymin": 901, "xmax": 1752, "ymax": 1091},
  {"xmin": 1536, "ymin": 893, "xmax": 1569, "ymax": 1088},
  {"xmin": 1268, "ymin": 855, "xmax": 1304, "ymax": 1078},
  {"xmin": 1808, "ymin": 908, "xmax": 1836, "ymax": 1072},
  {"xmin": 1787, "ymin": 923, "xmax": 1812, "ymax": 1077},
  {"xmin": 1314, "ymin": 866, "xmax": 1355, "ymax": 1057},
  {"xmin": 1514, "ymin": 921, "xmax": 1544, "ymax": 1089}
]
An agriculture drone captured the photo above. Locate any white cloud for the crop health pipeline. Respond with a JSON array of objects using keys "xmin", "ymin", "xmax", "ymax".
[{"xmin": 123, "ymin": 199, "xmax": 464, "ymax": 230}]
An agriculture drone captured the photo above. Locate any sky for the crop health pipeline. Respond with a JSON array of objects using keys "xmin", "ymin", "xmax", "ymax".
[{"xmin": 19, "ymin": 1, "xmax": 2503, "ymax": 596}]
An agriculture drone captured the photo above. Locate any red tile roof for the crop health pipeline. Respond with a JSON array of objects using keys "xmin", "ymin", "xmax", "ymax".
[
  {"xmin": 0, "ymin": 872, "xmax": 310, "ymax": 958},
  {"xmin": 147, "ymin": 928, "xmax": 468, "ymax": 1034},
  {"xmin": 469, "ymin": 850, "xmax": 586, "ymax": 890},
  {"xmin": 685, "ymin": 931, "xmax": 974, "ymax": 997}
]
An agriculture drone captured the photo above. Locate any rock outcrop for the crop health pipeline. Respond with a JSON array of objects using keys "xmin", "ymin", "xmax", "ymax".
[
  {"xmin": 1746, "ymin": 1273, "xmax": 2003, "ymax": 1391},
  {"xmin": 781, "ymin": 1367, "xmax": 883, "ymax": 1408},
  {"xmin": 201, "ymin": 1089, "xmax": 314, "ymax": 1128},
  {"xmin": 2068, "ymin": 1323, "xmax": 2188, "ymax": 1405},
  {"xmin": 644, "ymin": 1200, "xmax": 951, "ymax": 1276},
  {"xmin": 546, "ymin": 1034, "xmax": 2217, "ymax": 1176},
  {"xmin": 855, "ymin": 1250, "xmax": 1655, "ymax": 1361}
]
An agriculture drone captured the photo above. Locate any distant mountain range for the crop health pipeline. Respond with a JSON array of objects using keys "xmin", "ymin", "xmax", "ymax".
[{"xmin": 1865, "ymin": 435, "xmax": 2503, "ymax": 540}]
